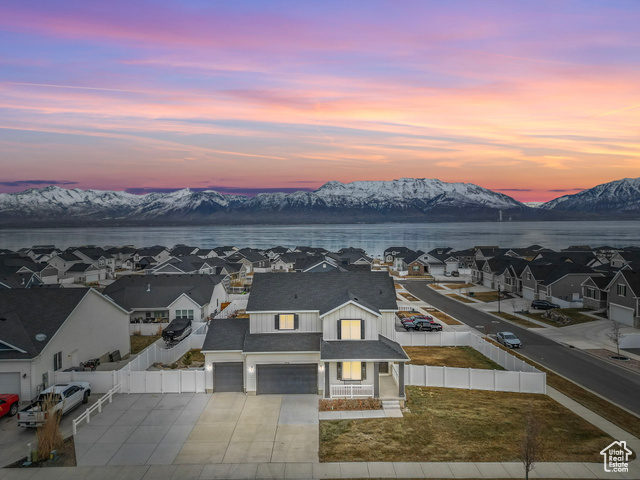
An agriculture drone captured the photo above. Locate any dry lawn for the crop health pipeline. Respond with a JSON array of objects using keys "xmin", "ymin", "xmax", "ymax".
[
  {"xmin": 429, "ymin": 284, "xmax": 444, "ymax": 290},
  {"xmin": 429, "ymin": 310, "xmax": 462, "ymax": 325},
  {"xmin": 490, "ymin": 312, "xmax": 542, "ymax": 329},
  {"xmin": 442, "ymin": 283, "xmax": 475, "ymax": 290},
  {"xmin": 404, "ymin": 346, "xmax": 505, "ymax": 370},
  {"xmin": 399, "ymin": 292, "xmax": 419, "ymax": 301},
  {"xmin": 319, "ymin": 386, "xmax": 613, "ymax": 463},
  {"xmin": 525, "ymin": 309, "xmax": 598, "ymax": 327},
  {"xmin": 483, "ymin": 336, "xmax": 640, "ymax": 440},
  {"xmin": 445, "ymin": 293, "xmax": 476, "ymax": 303},
  {"xmin": 130, "ymin": 335, "xmax": 160, "ymax": 354},
  {"xmin": 471, "ymin": 291, "xmax": 501, "ymax": 302}
]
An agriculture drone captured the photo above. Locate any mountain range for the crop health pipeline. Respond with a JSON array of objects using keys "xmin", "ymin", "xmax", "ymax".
[{"xmin": 0, "ymin": 177, "xmax": 638, "ymax": 226}]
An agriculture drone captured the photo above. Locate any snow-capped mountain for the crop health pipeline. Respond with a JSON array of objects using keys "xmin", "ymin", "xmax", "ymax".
[
  {"xmin": 539, "ymin": 177, "xmax": 640, "ymax": 213},
  {"xmin": 524, "ymin": 202, "xmax": 543, "ymax": 208},
  {"xmin": 0, "ymin": 178, "xmax": 528, "ymax": 225}
]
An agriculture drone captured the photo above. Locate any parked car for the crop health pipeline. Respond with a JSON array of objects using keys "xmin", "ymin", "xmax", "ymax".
[
  {"xmin": 162, "ymin": 317, "xmax": 192, "ymax": 347},
  {"xmin": 531, "ymin": 300, "xmax": 560, "ymax": 310},
  {"xmin": 0, "ymin": 394, "xmax": 20, "ymax": 418},
  {"xmin": 400, "ymin": 314, "xmax": 433, "ymax": 325},
  {"xmin": 403, "ymin": 318, "xmax": 443, "ymax": 332},
  {"xmin": 451, "ymin": 271, "xmax": 460, "ymax": 277},
  {"xmin": 17, "ymin": 382, "xmax": 91, "ymax": 428},
  {"xmin": 496, "ymin": 332, "xmax": 523, "ymax": 348}
]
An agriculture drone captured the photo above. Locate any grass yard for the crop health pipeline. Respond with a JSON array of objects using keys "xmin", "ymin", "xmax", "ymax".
[
  {"xmin": 399, "ymin": 292, "xmax": 419, "ymax": 301},
  {"xmin": 470, "ymin": 291, "xmax": 501, "ymax": 302},
  {"xmin": 429, "ymin": 310, "xmax": 462, "ymax": 325},
  {"xmin": 442, "ymin": 283, "xmax": 475, "ymax": 290},
  {"xmin": 524, "ymin": 308, "xmax": 598, "ymax": 327},
  {"xmin": 445, "ymin": 293, "xmax": 476, "ymax": 303},
  {"xmin": 404, "ymin": 346, "xmax": 505, "ymax": 370},
  {"xmin": 429, "ymin": 284, "xmax": 444, "ymax": 290},
  {"xmin": 490, "ymin": 311, "xmax": 542, "ymax": 329},
  {"xmin": 394, "ymin": 284, "xmax": 402, "ymax": 289},
  {"xmin": 130, "ymin": 335, "xmax": 160, "ymax": 354},
  {"xmin": 319, "ymin": 386, "xmax": 613, "ymax": 463},
  {"xmin": 484, "ymin": 336, "xmax": 640, "ymax": 440}
]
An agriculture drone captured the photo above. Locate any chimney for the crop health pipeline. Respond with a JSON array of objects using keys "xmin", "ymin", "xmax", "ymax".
[{"xmin": 146, "ymin": 283, "xmax": 151, "ymax": 292}]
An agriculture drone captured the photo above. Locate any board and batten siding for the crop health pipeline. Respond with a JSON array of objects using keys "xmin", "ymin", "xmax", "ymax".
[
  {"xmin": 378, "ymin": 311, "xmax": 397, "ymax": 339},
  {"xmin": 245, "ymin": 352, "xmax": 321, "ymax": 392},
  {"xmin": 326, "ymin": 361, "xmax": 374, "ymax": 387},
  {"xmin": 321, "ymin": 304, "xmax": 379, "ymax": 340},
  {"xmin": 250, "ymin": 312, "xmax": 321, "ymax": 333}
]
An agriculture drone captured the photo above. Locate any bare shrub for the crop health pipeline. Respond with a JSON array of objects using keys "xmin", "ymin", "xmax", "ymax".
[
  {"xmin": 36, "ymin": 394, "xmax": 64, "ymax": 461},
  {"xmin": 319, "ymin": 398, "xmax": 382, "ymax": 411},
  {"xmin": 520, "ymin": 403, "xmax": 542, "ymax": 480}
]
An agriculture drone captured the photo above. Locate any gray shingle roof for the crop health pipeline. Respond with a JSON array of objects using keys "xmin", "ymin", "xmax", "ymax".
[
  {"xmin": 246, "ymin": 272, "xmax": 397, "ymax": 313},
  {"xmin": 202, "ymin": 318, "xmax": 250, "ymax": 351},
  {"xmin": 321, "ymin": 335, "xmax": 409, "ymax": 361},
  {"xmin": 0, "ymin": 289, "xmax": 90, "ymax": 359},
  {"xmin": 243, "ymin": 332, "xmax": 322, "ymax": 353},
  {"xmin": 103, "ymin": 274, "xmax": 225, "ymax": 310}
]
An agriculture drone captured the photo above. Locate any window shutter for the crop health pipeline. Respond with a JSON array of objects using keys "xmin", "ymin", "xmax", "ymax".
[
  {"xmin": 337, "ymin": 320, "xmax": 342, "ymax": 339},
  {"xmin": 361, "ymin": 362, "xmax": 367, "ymax": 380},
  {"xmin": 360, "ymin": 320, "xmax": 365, "ymax": 339},
  {"xmin": 337, "ymin": 362, "xmax": 342, "ymax": 380},
  {"xmin": 294, "ymin": 314, "xmax": 299, "ymax": 330},
  {"xmin": 274, "ymin": 314, "xmax": 279, "ymax": 330}
]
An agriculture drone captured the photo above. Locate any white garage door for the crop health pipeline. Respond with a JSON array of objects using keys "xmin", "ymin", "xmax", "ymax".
[
  {"xmin": 0, "ymin": 372, "xmax": 21, "ymax": 396},
  {"xmin": 610, "ymin": 304, "xmax": 635, "ymax": 327}
]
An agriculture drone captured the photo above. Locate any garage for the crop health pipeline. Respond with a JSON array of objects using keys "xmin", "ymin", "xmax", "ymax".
[
  {"xmin": 256, "ymin": 364, "xmax": 317, "ymax": 395},
  {"xmin": 212, "ymin": 362, "xmax": 244, "ymax": 392},
  {"xmin": 610, "ymin": 304, "xmax": 635, "ymax": 327},
  {"xmin": 0, "ymin": 372, "xmax": 21, "ymax": 396}
]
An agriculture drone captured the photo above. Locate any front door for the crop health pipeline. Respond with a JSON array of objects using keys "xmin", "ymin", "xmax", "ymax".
[{"xmin": 379, "ymin": 362, "xmax": 389, "ymax": 374}]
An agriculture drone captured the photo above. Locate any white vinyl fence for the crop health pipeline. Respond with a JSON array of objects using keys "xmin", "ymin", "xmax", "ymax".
[
  {"xmin": 393, "ymin": 331, "xmax": 546, "ymax": 394},
  {"xmin": 393, "ymin": 364, "xmax": 546, "ymax": 394},
  {"xmin": 215, "ymin": 299, "xmax": 249, "ymax": 319},
  {"xmin": 129, "ymin": 323, "xmax": 168, "ymax": 336},
  {"xmin": 53, "ymin": 325, "xmax": 208, "ymax": 394}
]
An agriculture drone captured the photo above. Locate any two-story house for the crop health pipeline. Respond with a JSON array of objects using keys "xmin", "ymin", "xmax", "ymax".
[
  {"xmin": 605, "ymin": 269, "xmax": 640, "ymax": 328},
  {"xmin": 202, "ymin": 272, "xmax": 408, "ymax": 400}
]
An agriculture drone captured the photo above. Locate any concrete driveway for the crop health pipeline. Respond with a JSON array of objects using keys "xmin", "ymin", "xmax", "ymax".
[{"xmin": 74, "ymin": 393, "xmax": 319, "ymax": 466}]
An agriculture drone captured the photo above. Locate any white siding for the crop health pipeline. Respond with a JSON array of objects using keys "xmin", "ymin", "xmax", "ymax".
[
  {"xmin": 22, "ymin": 290, "xmax": 130, "ymax": 400},
  {"xmin": 326, "ymin": 361, "xmax": 374, "ymax": 387},
  {"xmin": 204, "ymin": 351, "xmax": 245, "ymax": 392},
  {"xmin": 250, "ymin": 312, "xmax": 320, "ymax": 333},
  {"xmin": 169, "ymin": 295, "xmax": 205, "ymax": 320},
  {"xmin": 207, "ymin": 283, "xmax": 228, "ymax": 317},
  {"xmin": 379, "ymin": 311, "xmax": 397, "ymax": 339},
  {"xmin": 321, "ymin": 304, "xmax": 379, "ymax": 340},
  {"xmin": 245, "ymin": 352, "xmax": 321, "ymax": 392},
  {"xmin": 0, "ymin": 362, "xmax": 31, "ymax": 401}
]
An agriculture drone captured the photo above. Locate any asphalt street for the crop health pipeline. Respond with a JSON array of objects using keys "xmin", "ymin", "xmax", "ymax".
[{"xmin": 402, "ymin": 280, "xmax": 640, "ymax": 416}]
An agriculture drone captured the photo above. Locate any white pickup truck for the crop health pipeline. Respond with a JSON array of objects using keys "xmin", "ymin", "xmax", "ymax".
[{"xmin": 17, "ymin": 382, "xmax": 91, "ymax": 428}]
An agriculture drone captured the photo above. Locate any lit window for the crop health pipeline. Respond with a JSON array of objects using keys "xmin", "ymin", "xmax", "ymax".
[
  {"xmin": 340, "ymin": 320, "xmax": 362, "ymax": 339},
  {"xmin": 341, "ymin": 361, "xmax": 362, "ymax": 380},
  {"xmin": 279, "ymin": 314, "xmax": 295, "ymax": 330}
]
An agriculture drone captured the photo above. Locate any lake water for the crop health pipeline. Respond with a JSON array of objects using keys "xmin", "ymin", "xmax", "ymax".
[{"xmin": 1, "ymin": 221, "xmax": 639, "ymax": 256}]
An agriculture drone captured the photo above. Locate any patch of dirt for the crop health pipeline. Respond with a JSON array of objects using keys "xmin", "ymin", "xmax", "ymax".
[{"xmin": 5, "ymin": 436, "xmax": 76, "ymax": 468}]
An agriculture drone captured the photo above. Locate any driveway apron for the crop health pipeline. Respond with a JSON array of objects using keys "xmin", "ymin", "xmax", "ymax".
[{"xmin": 73, "ymin": 392, "xmax": 319, "ymax": 466}]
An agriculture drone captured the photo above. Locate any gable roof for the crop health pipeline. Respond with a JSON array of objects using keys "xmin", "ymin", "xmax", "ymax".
[
  {"xmin": 202, "ymin": 318, "xmax": 249, "ymax": 351},
  {"xmin": 246, "ymin": 272, "xmax": 397, "ymax": 313},
  {"xmin": 0, "ymin": 289, "xmax": 90, "ymax": 359},
  {"xmin": 103, "ymin": 274, "xmax": 225, "ymax": 310}
]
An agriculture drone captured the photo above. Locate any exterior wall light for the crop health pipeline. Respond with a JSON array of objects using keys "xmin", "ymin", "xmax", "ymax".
[
  {"xmin": 318, "ymin": 364, "xmax": 324, "ymax": 372},
  {"xmin": 206, "ymin": 364, "xmax": 212, "ymax": 371},
  {"xmin": 249, "ymin": 366, "xmax": 254, "ymax": 373}
]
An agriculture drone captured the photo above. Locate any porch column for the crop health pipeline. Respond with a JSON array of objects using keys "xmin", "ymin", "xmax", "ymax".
[
  {"xmin": 373, "ymin": 362, "xmax": 380, "ymax": 398},
  {"xmin": 324, "ymin": 362, "xmax": 330, "ymax": 398},
  {"xmin": 398, "ymin": 362, "xmax": 405, "ymax": 398}
]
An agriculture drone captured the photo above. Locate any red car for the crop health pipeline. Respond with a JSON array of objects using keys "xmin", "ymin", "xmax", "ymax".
[{"xmin": 0, "ymin": 394, "xmax": 20, "ymax": 418}]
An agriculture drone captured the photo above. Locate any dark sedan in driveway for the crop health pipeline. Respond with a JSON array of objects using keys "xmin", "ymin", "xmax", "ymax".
[{"xmin": 531, "ymin": 300, "xmax": 560, "ymax": 310}]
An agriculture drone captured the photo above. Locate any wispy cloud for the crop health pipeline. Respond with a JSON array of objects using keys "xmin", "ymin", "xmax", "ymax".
[{"xmin": 0, "ymin": 180, "xmax": 78, "ymax": 187}]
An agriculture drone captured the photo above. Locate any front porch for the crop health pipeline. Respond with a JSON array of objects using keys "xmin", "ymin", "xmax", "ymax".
[{"xmin": 324, "ymin": 361, "xmax": 406, "ymax": 400}]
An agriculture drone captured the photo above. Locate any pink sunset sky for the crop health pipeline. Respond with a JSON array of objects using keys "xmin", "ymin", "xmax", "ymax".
[{"xmin": 0, "ymin": 1, "xmax": 638, "ymax": 201}]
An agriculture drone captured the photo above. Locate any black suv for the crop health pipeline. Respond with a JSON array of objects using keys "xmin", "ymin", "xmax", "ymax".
[
  {"xmin": 403, "ymin": 318, "xmax": 443, "ymax": 332},
  {"xmin": 531, "ymin": 300, "xmax": 560, "ymax": 310}
]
